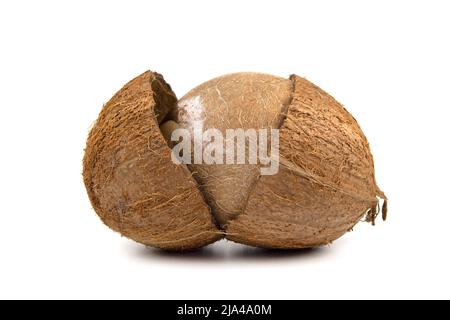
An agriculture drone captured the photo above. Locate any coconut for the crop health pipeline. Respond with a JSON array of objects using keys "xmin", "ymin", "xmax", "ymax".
[
  {"xmin": 83, "ymin": 70, "xmax": 387, "ymax": 250},
  {"xmin": 170, "ymin": 73, "xmax": 293, "ymax": 227}
]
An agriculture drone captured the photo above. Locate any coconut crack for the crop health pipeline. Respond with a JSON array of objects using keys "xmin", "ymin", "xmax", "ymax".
[{"xmin": 150, "ymin": 73, "xmax": 178, "ymax": 125}]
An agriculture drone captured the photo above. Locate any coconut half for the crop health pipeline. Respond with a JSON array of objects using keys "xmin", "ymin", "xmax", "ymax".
[{"xmin": 83, "ymin": 72, "xmax": 222, "ymax": 250}]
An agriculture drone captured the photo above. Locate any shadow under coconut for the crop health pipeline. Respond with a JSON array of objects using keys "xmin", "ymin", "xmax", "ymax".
[{"xmin": 127, "ymin": 239, "xmax": 329, "ymax": 264}]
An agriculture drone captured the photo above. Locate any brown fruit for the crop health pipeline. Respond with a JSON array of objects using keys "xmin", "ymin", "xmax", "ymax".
[{"xmin": 83, "ymin": 70, "xmax": 387, "ymax": 250}]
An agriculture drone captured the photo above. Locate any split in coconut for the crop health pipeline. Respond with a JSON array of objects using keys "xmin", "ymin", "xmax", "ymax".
[{"xmin": 83, "ymin": 70, "xmax": 387, "ymax": 250}]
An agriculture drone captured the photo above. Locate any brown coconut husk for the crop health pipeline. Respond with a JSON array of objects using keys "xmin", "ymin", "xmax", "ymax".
[
  {"xmin": 226, "ymin": 75, "xmax": 387, "ymax": 248},
  {"xmin": 83, "ymin": 71, "xmax": 222, "ymax": 250},
  {"xmin": 84, "ymin": 71, "xmax": 387, "ymax": 251}
]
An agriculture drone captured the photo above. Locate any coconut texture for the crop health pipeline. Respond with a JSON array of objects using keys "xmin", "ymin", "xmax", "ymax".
[{"xmin": 83, "ymin": 70, "xmax": 387, "ymax": 250}]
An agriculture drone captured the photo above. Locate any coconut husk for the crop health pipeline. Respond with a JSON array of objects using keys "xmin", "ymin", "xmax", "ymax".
[
  {"xmin": 226, "ymin": 75, "xmax": 387, "ymax": 248},
  {"xmin": 83, "ymin": 71, "xmax": 222, "ymax": 250}
]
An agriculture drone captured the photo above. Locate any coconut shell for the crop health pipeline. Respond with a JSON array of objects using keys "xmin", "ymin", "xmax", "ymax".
[
  {"xmin": 172, "ymin": 73, "xmax": 292, "ymax": 227},
  {"xmin": 226, "ymin": 75, "xmax": 386, "ymax": 248},
  {"xmin": 83, "ymin": 71, "xmax": 222, "ymax": 250}
]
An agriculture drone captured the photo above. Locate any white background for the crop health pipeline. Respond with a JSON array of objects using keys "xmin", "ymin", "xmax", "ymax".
[{"xmin": 0, "ymin": 0, "xmax": 449, "ymax": 300}]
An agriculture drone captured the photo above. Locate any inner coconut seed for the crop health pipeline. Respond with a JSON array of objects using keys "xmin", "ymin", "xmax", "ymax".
[{"xmin": 157, "ymin": 73, "xmax": 295, "ymax": 230}]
